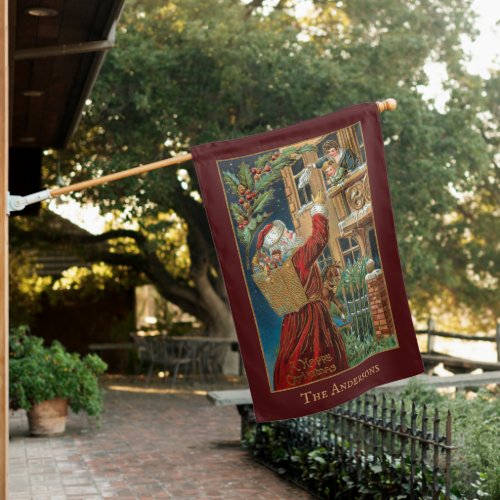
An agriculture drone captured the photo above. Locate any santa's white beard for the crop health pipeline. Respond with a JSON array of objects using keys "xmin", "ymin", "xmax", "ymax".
[{"xmin": 276, "ymin": 232, "xmax": 303, "ymax": 258}]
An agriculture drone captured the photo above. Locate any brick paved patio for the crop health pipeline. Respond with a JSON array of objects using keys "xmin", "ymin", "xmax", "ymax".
[{"xmin": 9, "ymin": 378, "xmax": 311, "ymax": 499}]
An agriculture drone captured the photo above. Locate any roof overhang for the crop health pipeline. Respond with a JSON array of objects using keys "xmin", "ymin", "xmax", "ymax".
[{"xmin": 10, "ymin": 0, "xmax": 125, "ymax": 150}]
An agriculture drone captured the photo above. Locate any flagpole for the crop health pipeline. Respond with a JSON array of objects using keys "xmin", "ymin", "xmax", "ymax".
[
  {"xmin": 376, "ymin": 98, "xmax": 397, "ymax": 113},
  {"xmin": 8, "ymin": 98, "xmax": 397, "ymax": 211},
  {"xmin": 50, "ymin": 153, "xmax": 193, "ymax": 197}
]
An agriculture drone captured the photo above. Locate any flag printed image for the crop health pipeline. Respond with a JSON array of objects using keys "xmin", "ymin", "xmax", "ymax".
[
  {"xmin": 219, "ymin": 124, "xmax": 397, "ymax": 392},
  {"xmin": 192, "ymin": 103, "xmax": 423, "ymax": 421}
]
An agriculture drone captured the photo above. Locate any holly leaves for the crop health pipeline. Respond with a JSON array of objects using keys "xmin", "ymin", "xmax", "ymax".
[
  {"xmin": 221, "ymin": 143, "xmax": 317, "ymax": 267},
  {"xmin": 230, "ymin": 202, "xmax": 246, "ymax": 221},
  {"xmin": 252, "ymin": 190, "xmax": 273, "ymax": 215},
  {"xmin": 239, "ymin": 162, "xmax": 253, "ymax": 188},
  {"xmin": 222, "ymin": 171, "xmax": 241, "ymax": 197}
]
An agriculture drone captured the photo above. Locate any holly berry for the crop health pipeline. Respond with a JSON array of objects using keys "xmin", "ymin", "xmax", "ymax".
[
  {"xmin": 256, "ymin": 169, "xmax": 262, "ymax": 174},
  {"xmin": 252, "ymin": 192, "xmax": 257, "ymax": 198},
  {"xmin": 246, "ymin": 189, "xmax": 252, "ymax": 195},
  {"xmin": 243, "ymin": 219, "xmax": 249, "ymax": 226},
  {"xmin": 251, "ymin": 168, "xmax": 257, "ymax": 174},
  {"xmin": 264, "ymin": 165, "xmax": 271, "ymax": 172},
  {"xmin": 238, "ymin": 224, "xmax": 244, "ymax": 230},
  {"xmin": 239, "ymin": 198, "xmax": 244, "ymax": 204}
]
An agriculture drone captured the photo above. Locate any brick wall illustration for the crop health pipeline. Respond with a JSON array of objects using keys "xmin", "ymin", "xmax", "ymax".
[{"xmin": 366, "ymin": 269, "xmax": 395, "ymax": 338}]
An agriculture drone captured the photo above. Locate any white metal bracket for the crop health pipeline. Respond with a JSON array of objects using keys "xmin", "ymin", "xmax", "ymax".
[{"xmin": 7, "ymin": 189, "xmax": 52, "ymax": 215}]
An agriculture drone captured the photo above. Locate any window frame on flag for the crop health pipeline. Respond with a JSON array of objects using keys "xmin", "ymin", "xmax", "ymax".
[
  {"xmin": 367, "ymin": 227, "xmax": 381, "ymax": 269},
  {"xmin": 355, "ymin": 124, "xmax": 367, "ymax": 163},
  {"xmin": 317, "ymin": 246, "xmax": 334, "ymax": 273},
  {"xmin": 338, "ymin": 235, "xmax": 361, "ymax": 266},
  {"xmin": 292, "ymin": 158, "xmax": 314, "ymax": 209}
]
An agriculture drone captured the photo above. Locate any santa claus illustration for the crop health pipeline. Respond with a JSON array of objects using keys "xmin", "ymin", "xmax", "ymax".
[{"xmin": 255, "ymin": 191, "xmax": 349, "ymax": 390}]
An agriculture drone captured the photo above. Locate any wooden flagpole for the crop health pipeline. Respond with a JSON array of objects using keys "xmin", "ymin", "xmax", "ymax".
[
  {"xmin": 50, "ymin": 153, "xmax": 193, "ymax": 197},
  {"xmin": 49, "ymin": 99, "xmax": 397, "ymax": 199}
]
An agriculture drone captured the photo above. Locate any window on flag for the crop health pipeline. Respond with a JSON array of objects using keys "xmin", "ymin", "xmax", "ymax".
[
  {"xmin": 317, "ymin": 246, "xmax": 334, "ymax": 273},
  {"xmin": 368, "ymin": 228, "xmax": 381, "ymax": 269},
  {"xmin": 355, "ymin": 123, "xmax": 367, "ymax": 164},
  {"xmin": 338, "ymin": 236, "xmax": 361, "ymax": 266},
  {"xmin": 292, "ymin": 158, "xmax": 313, "ymax": 209}
]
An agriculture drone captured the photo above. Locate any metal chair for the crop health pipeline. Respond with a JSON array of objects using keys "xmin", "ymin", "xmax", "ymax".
[
  {"xmin": 131, "ymin": 333, "xmax": 192, "ymax": 386},
  {"xmin": 201, "ymin": 342, "xmax": 229, "ymax": 381},
  {"xmin": 161, "ymin": 338, "xmax": 193, "ymax": 386}
]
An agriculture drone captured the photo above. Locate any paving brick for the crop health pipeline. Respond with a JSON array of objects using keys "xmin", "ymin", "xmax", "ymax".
[{"xmin": 9, "ymin": 376, "xmax": 310, "ymax": 499}]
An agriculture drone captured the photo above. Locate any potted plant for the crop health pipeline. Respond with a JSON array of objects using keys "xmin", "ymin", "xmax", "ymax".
[{"xmin": 9, "ymin": 326, "xmax": 107, "ymax": 436}]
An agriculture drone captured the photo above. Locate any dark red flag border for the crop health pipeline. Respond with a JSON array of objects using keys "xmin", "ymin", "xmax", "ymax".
[{"xmin": 192, "ymin": 102, "xmax": 423, "ymax": 422}]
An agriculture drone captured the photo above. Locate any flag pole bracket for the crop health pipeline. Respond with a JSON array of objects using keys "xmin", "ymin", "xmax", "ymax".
[{"xmin": 7, "ymin": 189, "xmax": 52, "ymax": 215}]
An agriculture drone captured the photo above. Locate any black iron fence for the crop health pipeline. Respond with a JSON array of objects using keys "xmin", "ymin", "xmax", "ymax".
[{"xmin": 246, "ymin": 393, "xmax": 453, "ymax": 499}]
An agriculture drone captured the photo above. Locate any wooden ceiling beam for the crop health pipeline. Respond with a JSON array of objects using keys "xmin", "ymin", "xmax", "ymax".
[{"xmin": 14, "ymin": 39, "xmax": 114, "ymax": 60}]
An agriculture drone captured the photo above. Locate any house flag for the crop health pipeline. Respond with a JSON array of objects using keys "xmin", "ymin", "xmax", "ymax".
[{"xmin": 191, "ymin": 102, "xmax": 423, "ymax": 422}]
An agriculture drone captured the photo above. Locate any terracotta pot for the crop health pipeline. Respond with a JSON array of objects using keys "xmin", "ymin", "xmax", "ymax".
[{"xmin": 27, "ymin": 397, "xmax": 68, "ymax": 436}]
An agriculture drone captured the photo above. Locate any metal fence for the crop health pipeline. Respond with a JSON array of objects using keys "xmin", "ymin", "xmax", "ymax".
[{"xmin": 250, "ymin": 393, "xmax": 453, "ymax": 499}]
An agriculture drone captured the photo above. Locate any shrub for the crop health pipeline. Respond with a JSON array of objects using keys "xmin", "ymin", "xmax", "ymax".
[
  {"xmin": 402, "ymin": 382, "xmax": 499, "ymax": 498},
  {"xmin": 245, "ymin": 383, "xmax": 499, "ymax": 498},
  {"xmin": 9, "ymin": 326, "xmax": 107, "ymax": 418}
]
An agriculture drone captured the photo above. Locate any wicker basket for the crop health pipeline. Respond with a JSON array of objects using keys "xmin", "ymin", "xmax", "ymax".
[{"xmin": 252, "ymin": 260, "xmax": 309, "ymax": 317}]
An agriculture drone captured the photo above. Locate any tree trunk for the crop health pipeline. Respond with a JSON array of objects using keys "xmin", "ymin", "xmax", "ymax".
[
  {"xmin": 193, "ymin": 272, "xmax": 235, "ymax": 338},
  {"xmin": 10, "ymin": 215, "xmax": 242, "ymax": 372}
]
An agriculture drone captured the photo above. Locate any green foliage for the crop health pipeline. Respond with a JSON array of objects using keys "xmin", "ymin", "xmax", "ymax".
[
  {"xmin": 9, "ymin": 326, "xmax": 107, "ymax": 417},
  {"xmin": 447, "ymin": 391, "xmax": 500, "ymax": 499},
  {"xmin": 400, "ymin": 378, "xmax": 446, "ymax": 407},
  {"xmin": 8, "ymin": 249, "xmax": 52, "ymax": 327},
  {"xmin": 245, "ymin": 386, "xmax": 500, "ymax": 498},
  {"xmin": 246, "ymin": 421, "xmax": 446, "ymax": 498},
  {"xmin": 338, "ymin": 257, "xmax": 370, "ymax": 294},
  {"xmin": 401, "ymin": 382, "xmax": 500, "ymax": 498},
  {"xmin": 43, "ymin": 0, "xmax": 498, "ymax": 327},
  {"xmin": 342, "ymin": 332, "xmax": 397, "ymax": 367},
  {"xmin": 221, "ymin": 145, "xmax": 314, "ymax": 261}
]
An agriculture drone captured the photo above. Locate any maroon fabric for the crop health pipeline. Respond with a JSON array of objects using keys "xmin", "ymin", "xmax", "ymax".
[{"xmin": 191, "ymin": 102, "xmax": 423, "ymax": 422}]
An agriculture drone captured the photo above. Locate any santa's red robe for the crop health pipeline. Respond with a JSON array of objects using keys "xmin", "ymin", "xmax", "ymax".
[{"xmin": 273, "ymin": 213, "xmax": 349, "ymax": 391}]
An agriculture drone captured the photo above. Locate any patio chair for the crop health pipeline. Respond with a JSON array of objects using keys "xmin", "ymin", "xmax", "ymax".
[
  {"xmin": 130, "ymin": 332, "xmax": 154, "ymax": 376},
  {"xmin": 201, "ymin": 342, "xmax": 229, "ymax": 381},
  {"xmin": 131, "ymin": 333, "xmax": 192, "ymax": 386},
  {"xmin": 160, "ymin": 338, "xmax": 193, "ymax": 387}
]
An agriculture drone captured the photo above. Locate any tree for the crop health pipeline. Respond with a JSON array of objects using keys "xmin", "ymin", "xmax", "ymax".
[{"xmin": 39, "ymin": 0, "xmax": 498, "ymax": 333}]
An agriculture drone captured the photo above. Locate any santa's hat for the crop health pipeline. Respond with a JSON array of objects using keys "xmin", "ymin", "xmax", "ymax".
[{"xmin": 257, "ymin": 220, "xmax": 286, "ymax": 250}]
